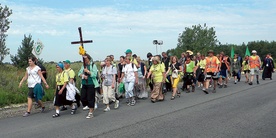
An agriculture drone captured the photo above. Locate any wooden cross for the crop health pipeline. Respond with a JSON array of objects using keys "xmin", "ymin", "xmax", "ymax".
[{"xmin": 71, "ymin": 27, "xmax": 93, "ymax": 67}]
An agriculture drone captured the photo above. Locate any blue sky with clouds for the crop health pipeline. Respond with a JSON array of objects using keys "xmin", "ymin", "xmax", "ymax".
[{"xmin": 1, "ymin": 0, "xmax": 275, "ymax": 62}]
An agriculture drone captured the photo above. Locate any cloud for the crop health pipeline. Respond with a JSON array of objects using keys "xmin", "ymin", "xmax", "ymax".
[{"xmin": 2, "ymin": 0, "xmax": 276, "ymax": 62}]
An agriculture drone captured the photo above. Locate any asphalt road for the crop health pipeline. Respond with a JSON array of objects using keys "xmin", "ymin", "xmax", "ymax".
[{"xmin": 0, "ymin": 76, "xmax": 276, "ymax": 138}]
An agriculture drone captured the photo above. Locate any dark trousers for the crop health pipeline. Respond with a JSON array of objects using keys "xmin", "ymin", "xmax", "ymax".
[{"xmin": 81, "ymin": 85, "xmax": 95, "ymax": 108}]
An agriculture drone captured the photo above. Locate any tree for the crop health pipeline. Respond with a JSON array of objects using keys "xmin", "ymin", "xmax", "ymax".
[
  {"xmin": 0, "ymin": 4, "xmax": 12, "ymax": 64},
  {"xmin": 168, "ymin": 23, "xmax": 219, "ymax": 57},
  {"xmin": 11, "ymin": 34, "xmax": 34, "ymax": 68}
]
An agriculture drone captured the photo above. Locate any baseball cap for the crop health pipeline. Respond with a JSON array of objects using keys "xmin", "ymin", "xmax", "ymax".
[
  {"xmin": 125, "ymin": 49, "xmax": 132, "ymax": 54},
  {"xmin": 63, "ymin": 60, "xmax": 71, "ymax": 64}
]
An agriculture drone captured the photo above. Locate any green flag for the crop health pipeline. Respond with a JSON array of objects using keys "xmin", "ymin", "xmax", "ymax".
[
  {"xmin": 245, "ymin": 46, "xmax": 251, "ymax": 56},
  {"xmin": 231, "ymin": 46, "xmax": 234, "ymax": 58}
]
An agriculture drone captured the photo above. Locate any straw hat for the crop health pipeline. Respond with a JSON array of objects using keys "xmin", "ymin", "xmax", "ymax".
[{"xmin": 186, "ymin": 50, "xmax": 193, "ymax": 55}]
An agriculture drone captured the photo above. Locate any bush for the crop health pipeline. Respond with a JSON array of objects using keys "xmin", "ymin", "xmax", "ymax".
[{"xmin": 0, "ymin": 62, "xmax": 100, "ymax": 107}]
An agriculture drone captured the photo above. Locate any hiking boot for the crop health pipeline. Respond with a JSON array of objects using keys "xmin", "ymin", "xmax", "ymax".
[{"xmin": 114, "ymin": 100, "xmax": 120, "ymax": 109}]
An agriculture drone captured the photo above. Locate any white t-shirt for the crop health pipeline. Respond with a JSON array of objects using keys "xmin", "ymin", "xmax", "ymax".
[
  {"xmin": 27, "ymin": 66, "xmax": 41, "ymax": 88},
  {"xmin": 102, "ymin": 65, "xmax": 117, "ymax": 86},
  {"xmin": 122, "ymin": 63, "xmax": 137, "ymax": 82}
]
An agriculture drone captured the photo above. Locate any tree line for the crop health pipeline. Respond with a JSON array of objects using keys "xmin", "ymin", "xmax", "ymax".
[{"xmin": 167, "ymin": 23, "xmax": 276, "ymax": 60}]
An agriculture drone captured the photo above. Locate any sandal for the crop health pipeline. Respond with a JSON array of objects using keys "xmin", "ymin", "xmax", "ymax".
[
  {"xmin": 177, "ymin": 92, "xmax": 181, "ymax": 97},
  {"xmin": 52, "ymin": 113, "xmax": 60, "ymax": 118}
]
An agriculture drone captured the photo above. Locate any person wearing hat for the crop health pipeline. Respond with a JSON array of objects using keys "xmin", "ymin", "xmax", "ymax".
[
  {"xmin": 60, "ymin": 60, "xmax": 80, "ymax": 112},
  {"xmin": 52, "ymin": 62, "xmax": 75, "ymax": 118},
  {"xmin": 248, "ymin": 50, "xmax": 262, "ymax": 85},
  {"xmin": 147, "ymin": 56, "xmax": 166, "ymax": 103},
  {"xmin": 203, "ymin": 50, "xmax": 220, "ymax": 94},
  {"xmin": 19, "ymin": 56, "xmax": 49, "ymax": 117},
  {"xmin": 125, "ymin": 49, "xmax": 138, "ymax": 67}
]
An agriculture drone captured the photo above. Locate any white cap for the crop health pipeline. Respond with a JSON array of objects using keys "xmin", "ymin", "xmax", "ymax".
[{"xmin": 252, "ymin": 50, "xmax": 257, "ymax": 53}]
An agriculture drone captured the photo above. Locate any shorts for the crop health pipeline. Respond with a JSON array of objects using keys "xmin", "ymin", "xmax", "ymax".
[
  {"xmin": 250, "ymin": 68, "xmax": 259, "ymax": 75},
  {"xmin": 206, "ymin": 72, "xmax": 219, "ymax": 80},
  {"xmin": 220, "ymin": 69, "xmax": 227, "ymax": 78},
  {"xmin": 28, "ymin": 88, "xmax": 35, "ymax": 98},
  {"xmin": 232, "ymin": 71, "xmax": 238, "ymax": 76},
  {"xmin": 244, "ymin": 70, "xmax": 250, "ymax": 74}
]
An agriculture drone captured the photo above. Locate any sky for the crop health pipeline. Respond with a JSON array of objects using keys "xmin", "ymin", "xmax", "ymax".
[{"xmin": 1, "ymin": 0, "xmax": 275, "ymax": 62}]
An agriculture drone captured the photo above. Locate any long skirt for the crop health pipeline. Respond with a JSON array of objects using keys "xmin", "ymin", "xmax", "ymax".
[
  {"xmin": 136, "ymin": 77, "xmax": 148, "ymax": 99},
  {"xmin": 54, "ymin": 85, "xmax": 73, "ymax": 106},
  {"xmin": 262, "ymin": 67, "xmax": 273, "ymax": 79},
  {"xmin": 151, "ymin": 82, "xmax": 164, "ymax": 100}
]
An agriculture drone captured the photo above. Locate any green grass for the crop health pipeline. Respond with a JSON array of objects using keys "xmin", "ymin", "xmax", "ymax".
[{"xmin": 0, "ymin": 62, "xmax": 99, "ymax": 107}]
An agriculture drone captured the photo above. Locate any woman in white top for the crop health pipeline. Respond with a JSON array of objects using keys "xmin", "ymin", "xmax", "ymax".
[
  {"xmin": 19, "ymin": 57, "xmax": 49, "ymax": 117},
  {"xmin": 101, "ymin": 57, "xmax": 120, "ymax": 112},
  {"xmin": 120, "ymin": 56, "xmax": 138, "ymax": 106}
]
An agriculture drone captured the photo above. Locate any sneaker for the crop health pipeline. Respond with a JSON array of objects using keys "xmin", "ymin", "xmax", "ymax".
[
  {"xmin": 23, "ymin": 112, "xmax": 30, "ymax": 117},
  {"xmin": 257, "ymin": 81, "xmax": 259, "ymax": 84},
  {"xmin": 209, "ymin": 85, "xmax": 212, "ymax": 88},
  {"xmin": 35, "ymin": 103, "xmax": 41, "ymax": 109},
  {"xmin": 192, "ymin": 86, "xmax": 195, "ymax": 92},
  {"xmin": 94, "ymin": 103, "xmax": 98, "ymax": 110},
  {"xmin": 71, "ymin": 107, "xmax": 77, "ymax": 115},
  {"xmin": 202, "ymin": 88, "xmax": 209, "ymax": 94},
  {"xmin": 114, "ymin": 100, "xmax": 120, "ymax": 109},
  {"xmin": 212, "ymin": 89, "xmax": 216, "ymax": 93},
  {"xmin": 86, "ymin": 112, "xmax": 94, "ymax": 119},
  {"xmin": 130, "ymin": 99, "xmax": 136, "ymax": 106},
  {"xmin": 219, "ymin": 85, "xmax": 223, "ymax": 88},
  {"xmin": 104, "ymin": 107, "xmax": 110, "ymax": 112},
  {"xmin": 83, "ymin": 106, "xmax": 89, "ymax": 110},
  {"xmin": 60, "ymin": 106, "xmax": 67, "ymax": 111},
  {"xmin": 41, "ymin": 107, "xmax": 45, "ymax": 113},
  {"xmin": 249, "ymin": 82, "xmax": 253, "ymax": 85}
]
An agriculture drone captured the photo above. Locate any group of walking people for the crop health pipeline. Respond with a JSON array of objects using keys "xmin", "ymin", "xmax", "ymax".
[{"xmin": 19, "ymin": 49, "xmax": 274, "ymax": 119}]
